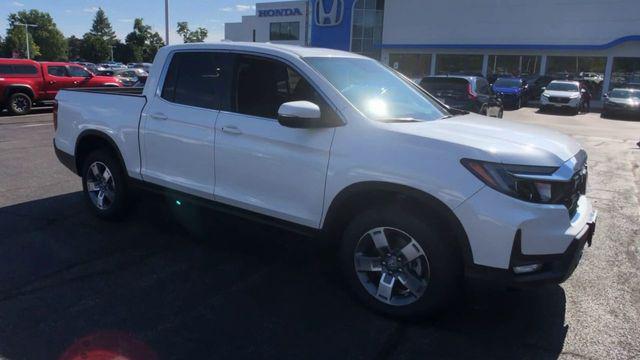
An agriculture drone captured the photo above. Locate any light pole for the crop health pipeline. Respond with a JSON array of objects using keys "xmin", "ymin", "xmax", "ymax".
[
  {"xmin": 165, "ymin": 0, "xmax": 170, "ymax": 45},
  {"xmin": 111, "ymin": 45, "xmax": 116, "ymax": 61},
  {"xmin": 15, "ymin": 21, "xmax": 37, "ymax": 59}
]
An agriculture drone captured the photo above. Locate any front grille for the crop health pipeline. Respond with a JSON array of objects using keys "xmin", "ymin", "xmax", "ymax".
[
  {"xmin": 554, "ymin": 164, "xmax": 587, "ymax": 217},
  {"xmin": 549, "ymin": 96, "xmax": 571, "ymax": 104}
]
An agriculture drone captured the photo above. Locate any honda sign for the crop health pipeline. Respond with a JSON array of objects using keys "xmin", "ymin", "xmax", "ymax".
[{"xmin": 315, "ymin": 0, "xmax": 344, "ymax": 26}]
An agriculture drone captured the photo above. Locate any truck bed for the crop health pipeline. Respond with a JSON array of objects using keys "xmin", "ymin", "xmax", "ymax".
[{"xmin": 54, "ymin": 87, "xmax": 148, "ymax": 178}]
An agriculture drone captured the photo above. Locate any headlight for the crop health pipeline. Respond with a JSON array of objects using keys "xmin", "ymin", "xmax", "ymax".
[
  {"xmin": 461, "ymin": 159, "xmax": 562, "ymax": 203},
  {"xmin": 541, "ymin": 93, "xmax": 549, "ymax": 99}
]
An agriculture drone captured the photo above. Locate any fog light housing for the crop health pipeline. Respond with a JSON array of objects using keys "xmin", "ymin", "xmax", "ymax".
[{"xmin": 513, "ymin": 263, "xmax": 542, "ymax": 274}]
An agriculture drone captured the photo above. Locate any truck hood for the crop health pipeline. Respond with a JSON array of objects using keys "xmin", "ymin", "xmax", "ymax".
[{"xmin": 388, "ymin": 113, "xmax": 582, "ymax": 167}]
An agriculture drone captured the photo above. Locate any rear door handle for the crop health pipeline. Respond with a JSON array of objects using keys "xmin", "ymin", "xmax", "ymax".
[
  {"xmin": 221, "ymin": 126, "xmax": 242, "ymax": 135},
  {"xmin": 150, "ymin": 113, "xmax": 168, "ymax": 121}
]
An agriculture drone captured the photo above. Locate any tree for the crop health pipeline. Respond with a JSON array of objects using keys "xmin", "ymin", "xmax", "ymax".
[
  {"xmin": 125, "ymin": 18, "xmax": 164, "ymax": 62},
  {"xmin": 67, "ymin": 35, "xmax": 83, "ymax": 61},
  {"xmin": 3, "ymin": 10, "xmax": 66, "ymax": 60},
  {"xmin": 80, "ymin": 34, "xmax": 110, "ymax": 63},
  {"xmin": 89, "ymin": 8, "xmax": 116, "ymax": 43},
  {"xmin": 176, "ymin": 22, "xmax": 208, "ymax": 43},
  {"xmin": 80, "ymin": 8, "xmax": 116, "ymax": 63}
]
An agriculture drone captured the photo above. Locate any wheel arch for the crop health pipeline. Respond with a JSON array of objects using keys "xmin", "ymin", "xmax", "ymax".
[
  {"xmin": 323, "ymin": 181, "xmax": 473, "ymax": 267},
  {"xmin": 4, "ymin": 85, "xmax": 35, "ymax": 100},
  {"xmin": 74, "ymin": 130, "xmax": 127, "ymax": 177}
]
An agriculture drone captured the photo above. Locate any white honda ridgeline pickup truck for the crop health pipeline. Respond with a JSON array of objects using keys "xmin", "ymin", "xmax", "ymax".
[{"xmin": 53, "ymin": 43, "xmax": 596, "ymax": 317}]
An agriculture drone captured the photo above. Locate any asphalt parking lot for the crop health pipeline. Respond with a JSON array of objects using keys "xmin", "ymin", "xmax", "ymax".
[{"xmin": 0, "ymin": 107, "xmax": 639, "ymax": 359}]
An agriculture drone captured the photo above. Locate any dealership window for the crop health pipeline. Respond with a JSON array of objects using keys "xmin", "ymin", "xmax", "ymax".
[
  {"xmin": 487, "ymin": 55, "xmax": 540, "ymax": 79},
  {"xmin": 546, "ymin": 56, "xmax": 606, "ymax": 99},
  {"xmin": 351, "ymin": 0, "xmax": 385, "ymax": 59},
  {"xmin": 610, "ymin": 57, "xmax": 640, "ymax": 91},
  {"xmin": 436, "ymin": 54, "xmax": 483, "ymax": 76},
  {"xmin": 269, "ymin": 22, "xmax": 300, "ymax": 41},
  {"xmin": 388, "ymin": 53, "xmax": 431, "ymax": 80}
]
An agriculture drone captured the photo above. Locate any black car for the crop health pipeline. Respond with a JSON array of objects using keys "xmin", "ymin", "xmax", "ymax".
[
  {"xmin": 419, "ymin": 76, "xmax": 503, "ymax": 118},
  {"xmin": 602, "ymin": 88, "xmax": 640, "ymax": 119},
  {"xmin": 525, "ymin": 75, "xmax": 555, "ymax": 99}
]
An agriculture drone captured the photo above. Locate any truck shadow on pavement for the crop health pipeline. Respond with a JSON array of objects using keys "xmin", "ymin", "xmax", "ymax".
[{"xmin": 0, "ymin": 192, "xmax": 568, "ymax": 359}]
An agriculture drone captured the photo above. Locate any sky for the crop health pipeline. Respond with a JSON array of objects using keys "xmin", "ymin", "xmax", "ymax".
[{"xmin": 0, "ymin": 0, "xmax": 259, "ymax": 44}]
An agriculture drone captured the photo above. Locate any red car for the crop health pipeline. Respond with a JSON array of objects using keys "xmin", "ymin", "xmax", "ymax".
[{"xmin": 0, "ymin": 58, "xmax": 122, "ymax": 115}]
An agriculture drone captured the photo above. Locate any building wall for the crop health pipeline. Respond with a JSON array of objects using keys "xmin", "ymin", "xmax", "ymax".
[
  {"xmin": 224, "ymin": 1, "xmax": 308, "ymax": 45},
  {"xmin": 382, "ymin": 0, "xmax": 640, "ymax": 47}
]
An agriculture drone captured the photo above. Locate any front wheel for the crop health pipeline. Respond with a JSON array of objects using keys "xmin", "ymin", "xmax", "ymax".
[
  {"xmin": 7, "ymin": 93, "xmax": 32, "ymax": 115},
  {"xmin": 339, "ymin": 205, "xmax": 462, "ymax": 318},
  {"xmin": 81, "ymin": 149, "xmax": 128, "ymax": 219}
]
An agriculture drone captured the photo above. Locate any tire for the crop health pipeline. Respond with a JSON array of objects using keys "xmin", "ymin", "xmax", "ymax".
[
  {"xmin": 81, "ymin": 149, "xmax": 128, "ymax": 220},
  {"xmin": 497, "ymin": 107, "xmax": 504, "ymax": 118},
  {"xmin": 7, "ymin": 93, "xmax": 32, "ymax": 116},
  {"xmin": 339, "ymin": 204, "xmax": 462, "ymax": 318},
  {"xmin": 515, "ymin": 97, "xmax": 522, "ymax": 110},
  {"xmin": 600, "ymin": 111, "xmax": 608, "ymax": 119}
]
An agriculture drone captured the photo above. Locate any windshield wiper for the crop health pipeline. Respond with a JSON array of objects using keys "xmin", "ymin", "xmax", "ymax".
[{"xmin": 377, "ymin": 117, "xmax": 422, "ymax": 123}]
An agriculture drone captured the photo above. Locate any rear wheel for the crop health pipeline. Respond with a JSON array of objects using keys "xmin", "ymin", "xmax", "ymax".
[
  {"xmin": 7, "ymin": 93, "xmax": 32, "ymax": 116},
  {"xmin": 81, "ymin": 149, "xmax": 128, "ymax": 219},
  {"xmin": 497, "ymin": 107, "xmax": 504, "ymax": 118},
  {"xmin": 339, "ymin": 205, "xmax": 462, "ymax": 318}
]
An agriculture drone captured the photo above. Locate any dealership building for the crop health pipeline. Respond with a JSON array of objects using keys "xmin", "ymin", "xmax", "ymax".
[{"xmin": 225, "ymin": 0, "xmax": 640, "ymax": 102}]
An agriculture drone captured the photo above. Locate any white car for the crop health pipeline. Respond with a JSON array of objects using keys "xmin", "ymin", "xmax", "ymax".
[
  {"xmin": 53, "ymin": 43, "xmax": 596, "ymax": 317},
  {"xmin": 540, "ymin": 80, "xmax": 584, "ymax": 114}
]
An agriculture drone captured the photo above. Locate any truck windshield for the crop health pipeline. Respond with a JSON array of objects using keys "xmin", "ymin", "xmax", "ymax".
[{"xmin": 305, "ymin": 57, "xmax": 448, "ymax": 122}]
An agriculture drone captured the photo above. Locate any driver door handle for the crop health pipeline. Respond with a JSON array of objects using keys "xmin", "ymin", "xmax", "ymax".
[
  {"xmin": 221, "ymin": 125, "xmax": 242, "ymax": 135},
  {"xmin": 149, "ymin": 112, "xmax": 168, "ymax": 121}
]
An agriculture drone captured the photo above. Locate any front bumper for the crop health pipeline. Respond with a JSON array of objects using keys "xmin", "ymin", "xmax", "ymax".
[
  {"xmin": 454, "ymin": 185, "xmax": 597, "ymax": 285},
  {"xmin": 540, "ymin": 96, "xmax": 580, "ymax": 108}
]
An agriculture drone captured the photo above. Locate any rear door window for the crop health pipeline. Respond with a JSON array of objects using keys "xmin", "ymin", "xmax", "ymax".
[
  {"xmin": 68, "ymin": 66, "xmax": 90, "ymax": 77},
  {"xmin": 161, "ymin": 51, "xmax": 232, "ymax": 110},
  {"xmin": 47, "ymin": 66, "xmax": 68, "ymax": 77}
]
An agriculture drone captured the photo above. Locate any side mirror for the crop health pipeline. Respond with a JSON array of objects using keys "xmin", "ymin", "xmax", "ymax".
[{"xmin": 277, "ymin": 101, "xmax": 323, "ymax": 128}]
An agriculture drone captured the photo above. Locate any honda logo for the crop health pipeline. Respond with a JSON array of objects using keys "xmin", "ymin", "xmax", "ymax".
[{"xmin": 315, "ymin": 0, "xmax": 344, "ymax": 27}]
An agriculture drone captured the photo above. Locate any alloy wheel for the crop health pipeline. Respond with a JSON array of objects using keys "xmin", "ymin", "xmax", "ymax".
[
  {"xmin": 12, "ymin": 95, "xmax": 30, "ymax": 113},
  {"xmin": 353, "ymin": 227, "xmax": 430, "ymax": 306},
  {"xmin": 85, "ymin": 161, "xmax": 116, "ymax": 210}
]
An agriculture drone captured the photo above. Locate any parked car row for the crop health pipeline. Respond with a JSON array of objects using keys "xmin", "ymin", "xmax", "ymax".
[
  {"xmin": 417, "ymin": 74, "xmax": 638, "ymax": 120},
  {"xmin": 0, "ymin": 58, "xmax": 123, "ymax": 115}
]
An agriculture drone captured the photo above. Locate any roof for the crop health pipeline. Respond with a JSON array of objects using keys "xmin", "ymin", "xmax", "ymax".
[
  {"xmin": 162, "ymin": 42, "xmax": 365, "ymax": 59},
  {"xmin": 0, "ymin": 58, "xmax": 38, "ymax": 65}
]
